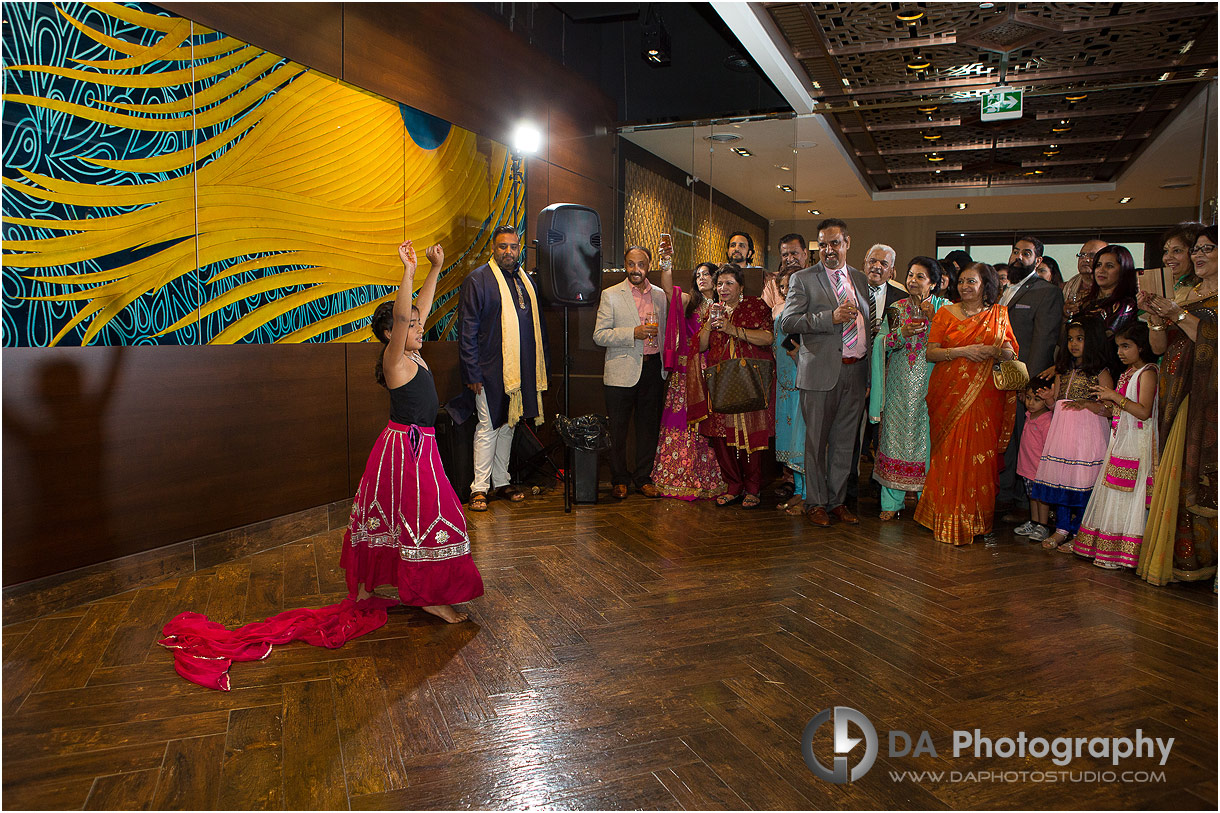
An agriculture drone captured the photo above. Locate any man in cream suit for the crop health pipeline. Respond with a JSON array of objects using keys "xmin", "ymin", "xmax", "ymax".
[
  {"xmin": 780, "ymin": 218, "xmax": 872, "ymax": 527},
  {"xmin": 593, "ymin": 246, "xmax": 668, "ymax": 499}
]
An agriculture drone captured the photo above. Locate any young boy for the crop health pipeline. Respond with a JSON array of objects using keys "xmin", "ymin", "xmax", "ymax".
[{"xmin": 1014, "ymin": 378, "xmax": 1055, "ymax": 541}]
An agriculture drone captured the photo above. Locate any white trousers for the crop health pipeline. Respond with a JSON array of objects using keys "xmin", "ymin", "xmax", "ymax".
[{"xmin": 472, "ymin": 389, "xmax": 514, "ymax": 494}]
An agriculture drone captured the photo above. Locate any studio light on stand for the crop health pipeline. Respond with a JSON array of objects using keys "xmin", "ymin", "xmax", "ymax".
[
  {"xmin": 504, "ymin": 122, "xmax": 564, "ymax": 505},
  {"xmin": 509, "ymin": 122, "xmax": 542, "ymax": 225}
]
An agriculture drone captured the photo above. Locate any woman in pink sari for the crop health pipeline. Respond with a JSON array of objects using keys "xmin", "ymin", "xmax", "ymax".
[{"xmin": 651, "ymin": 259, "xmax": 726, "ymax": 499}]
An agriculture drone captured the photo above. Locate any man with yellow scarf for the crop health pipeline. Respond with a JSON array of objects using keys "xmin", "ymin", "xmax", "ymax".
[{"xmin": 456, "ymin": 226, "xmax": 550, "ymax": 512}]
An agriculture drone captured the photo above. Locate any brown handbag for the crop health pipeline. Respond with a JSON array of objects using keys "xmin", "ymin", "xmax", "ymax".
[{"xmin": 704, "ymin": 338, "xmax": 774, "ymax": 414}]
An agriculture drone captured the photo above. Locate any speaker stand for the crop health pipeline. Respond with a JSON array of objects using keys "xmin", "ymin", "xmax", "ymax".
[{"xmin": 562, "ymin": 305, "xmax": 573, "ymax": 513}]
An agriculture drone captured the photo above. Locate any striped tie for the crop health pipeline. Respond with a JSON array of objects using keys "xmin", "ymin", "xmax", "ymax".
[{"xmin": 832, "ymin": 270, "xmax": 859, "ymax": 350}]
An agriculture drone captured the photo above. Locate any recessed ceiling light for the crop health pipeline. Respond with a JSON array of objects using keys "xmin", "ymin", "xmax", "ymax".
[
  {"xmin": 979, "ymin": 2, "xmax": 995, "ymax": 7},
  {"xmin": 704, "ymin": 133, "xmax": 742, "ymax": 143},
  {"xmin": 1119, "ymin": 196, "xmax": 1132, "ymax": 204},
  {"xmin": 935, "ymin": 169, "xmax": 942, "ymax": 174},
  {"xmin": 957, "ymin": 203, "xmax": 967, "ymax": 210},
  {"xmin": 778, "ymin": 184, "xmax": 793, "ymax": 192},
  {"xmin": 731, "ymin": 147, "xmax": 753, "ymax": 157},
  {"xmin": 774, "ymin": 164, "xmax": 791, "ymax": 171},
  {"xmin": 807, "ymin": 209, "xmax": 821, "ymax": 215}
]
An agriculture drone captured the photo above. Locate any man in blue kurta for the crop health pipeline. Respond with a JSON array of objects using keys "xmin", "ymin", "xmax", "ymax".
[{"xmin": 456, "ymin": 226, "xmax": 550, "ymax": 511}]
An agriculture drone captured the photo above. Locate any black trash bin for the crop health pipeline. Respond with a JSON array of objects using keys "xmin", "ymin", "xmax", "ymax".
[{"xmin": 554, "ymin": 414, "xmax": 611, "ymax": 505}]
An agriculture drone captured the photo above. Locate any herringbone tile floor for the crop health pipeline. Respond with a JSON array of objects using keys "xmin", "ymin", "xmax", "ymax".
[{"xmin": 3, "ymin": 490, "xmax": 1215, "ymax": 809}]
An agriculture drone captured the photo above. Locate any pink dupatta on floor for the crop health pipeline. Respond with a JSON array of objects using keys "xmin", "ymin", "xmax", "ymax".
[{"xmin": 159, "ymin": 596, "xmax": 398, "ymax": 691}]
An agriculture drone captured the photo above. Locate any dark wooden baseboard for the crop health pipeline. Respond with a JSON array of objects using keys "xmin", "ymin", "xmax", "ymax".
[{"xmin": 1, "ymin": 498, "xmax": 354, "ymax": 626}]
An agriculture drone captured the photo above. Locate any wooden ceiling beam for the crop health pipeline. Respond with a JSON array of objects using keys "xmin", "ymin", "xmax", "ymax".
[
  {"xmin": 839, "ymin": 118, "xmax": 962, "ymax": 133},
  {"xmin": 866, "ymin": 133, "xmax": 1146, "ymax": 156},
  {"xmin": 810, "ymin": 56, "xmax": 1217, "ymax": 102}
]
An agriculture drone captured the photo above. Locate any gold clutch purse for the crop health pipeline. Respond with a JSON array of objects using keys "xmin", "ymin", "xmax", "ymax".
[{"xmin": 992, "ymin": 359, "xmax": 1030, "ymax": 391}]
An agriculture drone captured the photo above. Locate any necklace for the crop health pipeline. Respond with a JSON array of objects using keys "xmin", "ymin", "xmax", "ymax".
[{"xmin": 1190, "ymin": 278, "xmax": 1216, "ymax": 300}]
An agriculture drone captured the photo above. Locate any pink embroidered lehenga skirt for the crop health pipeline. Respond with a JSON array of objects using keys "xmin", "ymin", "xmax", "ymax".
[{"xmin": 340, "ymin": 422, "xmax": 484, "ymax": 605}]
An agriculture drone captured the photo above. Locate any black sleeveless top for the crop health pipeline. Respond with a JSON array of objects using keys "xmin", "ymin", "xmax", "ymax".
[{"xmin": 388, "ymin": 363, "xmax": 439, "ymax": 427}]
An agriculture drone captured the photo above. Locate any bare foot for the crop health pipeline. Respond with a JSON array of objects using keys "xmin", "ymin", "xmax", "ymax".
[
  {"xmin": 422, "ymin": 604, "xmax": 469, "ymax": 623},
  {"xmin": 355, "ymin": 586, "xmax": 372, "ymax": 601}
]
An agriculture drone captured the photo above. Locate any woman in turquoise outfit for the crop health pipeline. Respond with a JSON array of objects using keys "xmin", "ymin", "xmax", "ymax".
[
  {"xmin": 772, "ymin": 274, "xmax": 805, "ymax": 514},
  {"xmin": 869, "ymin": 256, "xmax": 948, "ymax": 520}
]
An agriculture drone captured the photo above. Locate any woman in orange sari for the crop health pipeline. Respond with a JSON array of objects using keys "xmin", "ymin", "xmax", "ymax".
[{"xmin": 916, "ymin": 263, "xmax": 1019, "ymax": 545}]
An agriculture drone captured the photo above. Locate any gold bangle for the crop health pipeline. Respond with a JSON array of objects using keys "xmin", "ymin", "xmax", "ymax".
[{"xmin": 1119, "ymin": 396, "xmax": 1128, "ymax": 413}]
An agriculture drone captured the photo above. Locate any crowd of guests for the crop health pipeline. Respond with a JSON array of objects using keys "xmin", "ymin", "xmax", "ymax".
[{"xmin": 449, "ymin": 220, "xmax": 1217, "ymax": 590}]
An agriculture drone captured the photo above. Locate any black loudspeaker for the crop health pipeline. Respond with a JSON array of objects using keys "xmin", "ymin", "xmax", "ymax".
[{"xmin": 536, "ymin": 203, "xmax": 601, "ymax": 306}]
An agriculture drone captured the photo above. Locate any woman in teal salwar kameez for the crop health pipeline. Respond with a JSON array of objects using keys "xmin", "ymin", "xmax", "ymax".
[{"xmin": 869, "ymin": 257, "xmax": 949, "ymax": 520}]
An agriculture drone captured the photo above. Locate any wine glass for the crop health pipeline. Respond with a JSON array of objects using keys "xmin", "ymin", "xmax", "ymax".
[{"xmin": 644, "ymin": 311, "xmax": 658, "ymax": 350}]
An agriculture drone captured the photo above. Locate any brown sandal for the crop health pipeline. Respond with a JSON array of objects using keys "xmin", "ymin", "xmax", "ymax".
[
  {"xmin": 495, "ymin": 485, "xmax": 526, "ymax": 502},
  {"xmin": 468, "ymin": 492, "xmax": 489, "ymax": 512},
  {"xmin": 742, "ymin": 494, "xmax": 761, "ymax": 509}
]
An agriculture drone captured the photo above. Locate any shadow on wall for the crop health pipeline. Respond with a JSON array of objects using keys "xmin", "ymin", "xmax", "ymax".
[{"xmin": 2, "ymin": 348, "xmax": 125, "ymax": 575}]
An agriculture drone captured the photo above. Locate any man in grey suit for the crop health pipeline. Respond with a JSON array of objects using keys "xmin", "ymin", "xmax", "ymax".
[
  {"xmin": 997, "ymin": 235, "xmax": 1065, "ymax": 518},
  {"xmin": 780, "ymin": 218, "xmax": 873, "ymax": 527},
  {"xmin": 593, "ymin": 246, "xmax": 668, "ymax": 499}
]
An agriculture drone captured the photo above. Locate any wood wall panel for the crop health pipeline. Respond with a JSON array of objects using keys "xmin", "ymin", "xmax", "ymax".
[
  {"xmin": 158, "ymin": 3, "xmax": 345, "ymax": 78},
  {"xmin": 3, "ymin": 346, "xmax": 349, "ymax": 585}
]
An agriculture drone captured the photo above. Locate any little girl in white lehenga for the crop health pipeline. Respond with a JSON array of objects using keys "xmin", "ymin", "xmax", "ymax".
[{"xmin": 1072, "ymin": 322, "xmax": 1159, "ymax": 569}]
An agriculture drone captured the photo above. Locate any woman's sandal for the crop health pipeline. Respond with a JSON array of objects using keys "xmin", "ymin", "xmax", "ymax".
[
  {"xmin": 784, "ymin": 502, "xmax": 806, "ymax": 516},
  {"xmin": 468, "ymin": 492, "xmax": 489, "ymax": 512},
  {"xmin": 716, "ymin": 492, "xmax": 743, "ymax": 507},
  {"xmin": 777, "ymin": 495, "xmax": 803, "ymax": 511},
  {"xmin": 1042, "ymin": 531, "xmax": 1067, "ymax": 550},
  {"xmin": 879, "ymin": 510, "xmax": 900, "ymax": 521},
  {"xmin": 1056, "ymin": 538, "xmax": 1077, "ymax": 553},
  {"xmin": 742, "ymin": 494, "xmax": 761, "ymax": 509}
]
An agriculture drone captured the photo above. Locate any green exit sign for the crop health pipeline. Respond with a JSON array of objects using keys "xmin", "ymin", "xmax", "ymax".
[{"xmin": 981, "ymin": 87, "xmax": 1023, "ymax": 122}]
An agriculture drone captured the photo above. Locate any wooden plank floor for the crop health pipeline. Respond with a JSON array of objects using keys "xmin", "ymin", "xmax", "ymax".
[{"xmin": 3, "ymin": 489, "xmax": 1216, "ymax": 810}]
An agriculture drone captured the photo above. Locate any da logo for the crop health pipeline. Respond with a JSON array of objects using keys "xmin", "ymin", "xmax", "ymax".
[{"xmin": 802, "ymin": 706, "xmax": 879, "ymax": 783}]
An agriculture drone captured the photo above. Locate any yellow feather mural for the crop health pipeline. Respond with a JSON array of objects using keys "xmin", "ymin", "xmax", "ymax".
[{"xmin": 2, "ymin": 2, "xmax": 521, "ymax": 346}]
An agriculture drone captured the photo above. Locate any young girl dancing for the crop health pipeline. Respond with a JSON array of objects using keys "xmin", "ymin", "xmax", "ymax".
[
  {"xmin": 340, "ymin": 240, "xmax": 484, "ymax": 622},
  {"xmin": 1030, "ymin": 315, "xmax": 1115, "ymax": 552},
  {"xmin": 160, "ymin": 241, "xmax": 482, "ymax": 691},
  {"xmin": 1072, "ymin": 323, "xmax": 1159, "ymax": 569}
]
